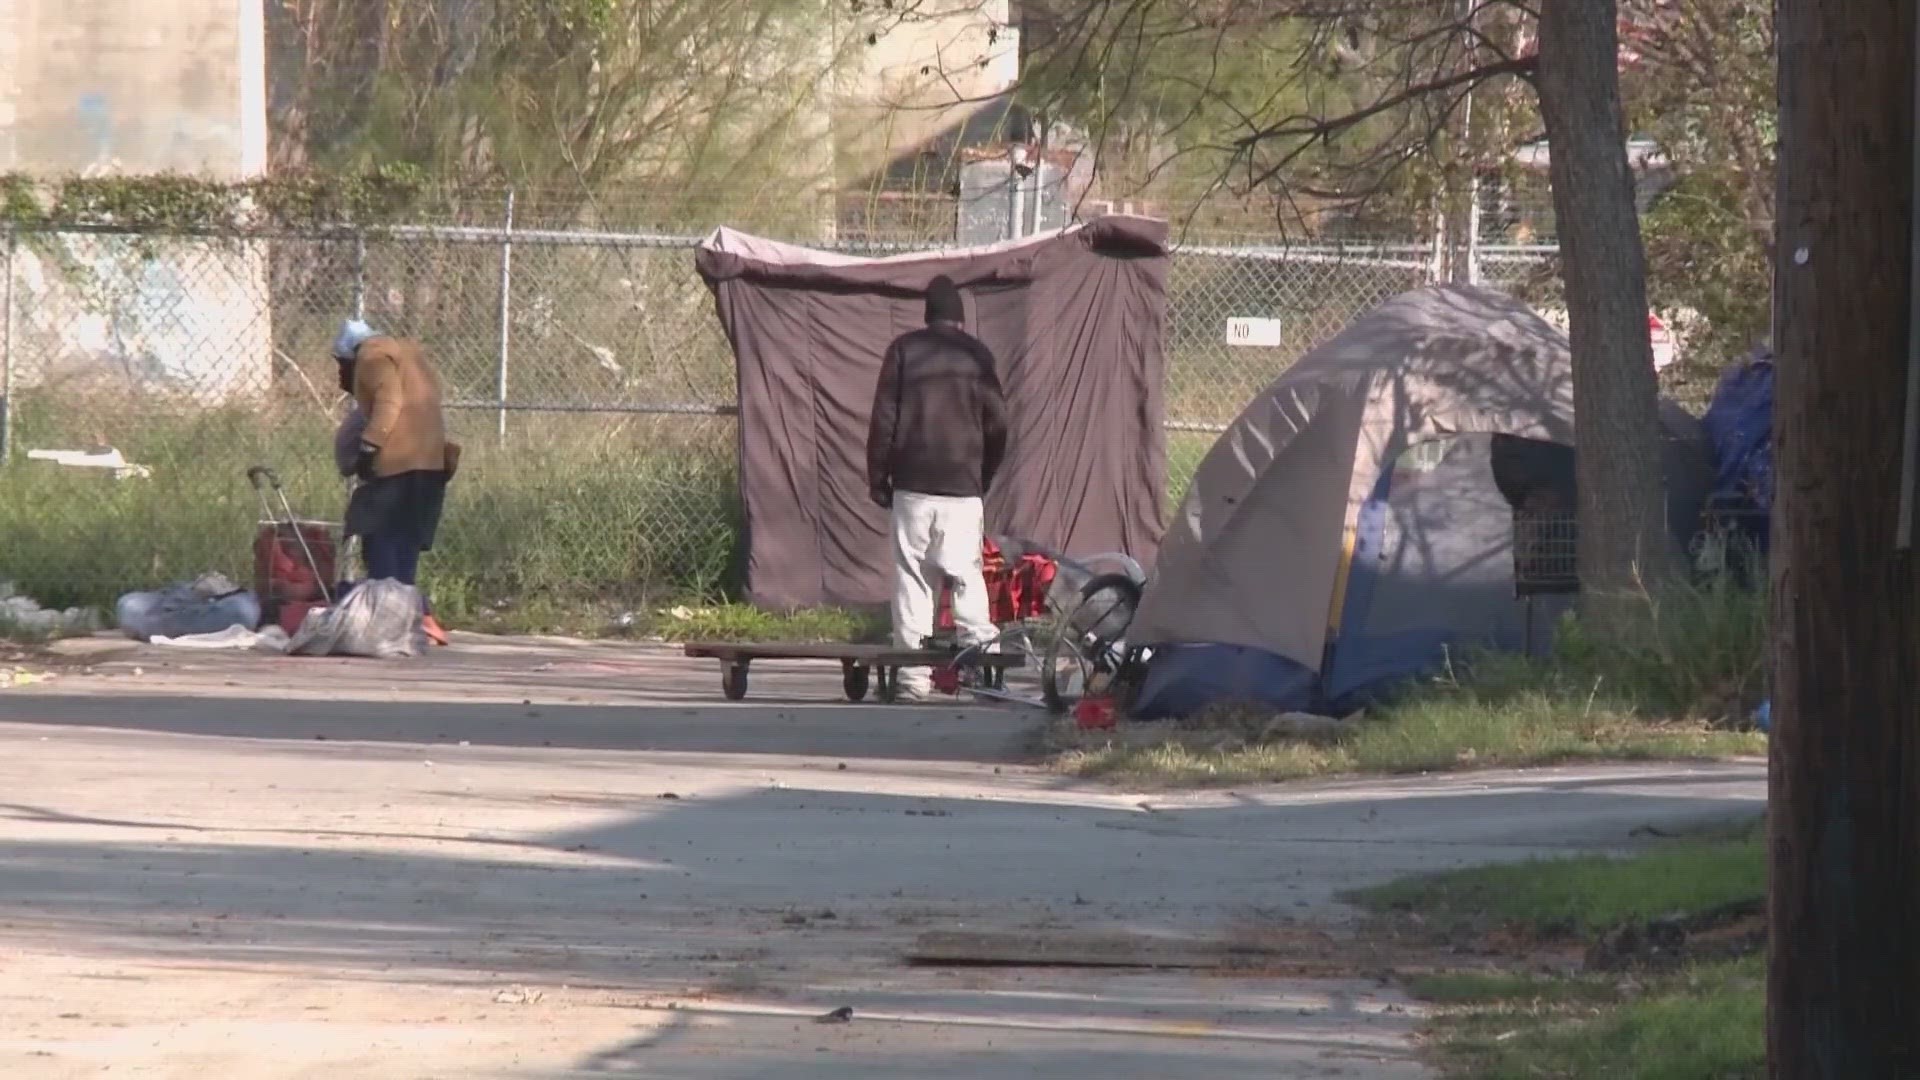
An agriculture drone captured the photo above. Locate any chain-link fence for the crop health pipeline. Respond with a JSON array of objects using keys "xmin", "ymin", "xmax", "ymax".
[{"xmin": 0, "ymin": 217, "xmax": 1539, "ymax": 621}]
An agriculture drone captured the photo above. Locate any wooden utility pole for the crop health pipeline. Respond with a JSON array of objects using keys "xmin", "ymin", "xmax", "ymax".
[{"xmin": 1770, "ymin": 1, "xmax": 1920, "ymax": 1075}]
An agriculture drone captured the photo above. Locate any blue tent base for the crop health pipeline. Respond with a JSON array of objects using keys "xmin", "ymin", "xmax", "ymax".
[
  {"xmin": 1130, "ymin": 644, "xmax": 1321, "ymax": 719},
  {"xmin": 1131, "ymin": 642, "xmax": 1477, "ymax": 721}
]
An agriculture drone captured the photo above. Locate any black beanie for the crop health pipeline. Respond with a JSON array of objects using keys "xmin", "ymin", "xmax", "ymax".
[{"xmin": 925, "ymin": 276, "xmax": 964, "ymax": 325}]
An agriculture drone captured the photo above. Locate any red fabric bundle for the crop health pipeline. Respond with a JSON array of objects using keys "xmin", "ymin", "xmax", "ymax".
[
  {"xmin": 253, "ymin": 522, "xmax": 337, "ymax": 613},
  {"xmin": 935, "ymin": 539, "xmax": 1056, "ymax": 631}
]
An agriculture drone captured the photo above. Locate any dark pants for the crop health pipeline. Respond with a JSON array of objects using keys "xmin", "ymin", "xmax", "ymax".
[
  {"xmin": 347, "ymin": 470, "xmax": 449, "ymax": 595},
  {"xmin": 362, "ymin": 530, "xmax": 423, "ymax": 586}
]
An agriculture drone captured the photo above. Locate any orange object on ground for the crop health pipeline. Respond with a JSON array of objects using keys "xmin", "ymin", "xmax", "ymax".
[{"xmin": 421, "ymin": 614, "xmax": 450, "ymax": 647}]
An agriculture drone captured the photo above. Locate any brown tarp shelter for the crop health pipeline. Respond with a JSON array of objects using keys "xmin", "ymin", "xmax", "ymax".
[{"xmin": 695, "ymin": 217, "xmax": 1171, "ymax": 611}]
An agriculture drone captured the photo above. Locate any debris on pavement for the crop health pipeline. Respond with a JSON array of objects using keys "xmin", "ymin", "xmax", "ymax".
[
  {"xmin": 814, "ymin": 1006, "xmax": 854, "ymax": 1024},
  {"xmin": 905, "ymin": 929, "xmax": 1267, "ymax": 971},
  {"xmin": 287, "ymin": 580, "xmax": 432, "ymax": 659},
  {"xmin": 115, "ymin": 573, "xmax": 259, "ymax": 643},
  {"xmin": 491, "ymin": 986, "xmax": 545, "ymax": 1005},
  {"xmin": 0, "ymin": 582, "xmax": 99, "ymax": 638},
  {"xmin": 26, "ymin": 446, "xmax": 153, "ymax": 480},
  {"xmin": 151, "ymin": 624, "xmax": 292, "ymax": 652}
]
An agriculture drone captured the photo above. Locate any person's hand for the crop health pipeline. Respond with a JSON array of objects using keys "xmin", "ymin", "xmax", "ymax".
[{"xmin": 353, "ymin": 442, "xmax": 379, "ymax": 481}]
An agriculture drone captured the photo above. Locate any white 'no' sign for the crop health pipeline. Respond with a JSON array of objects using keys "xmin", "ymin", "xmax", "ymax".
[{"xmin": 1226, "ymin": 317, "xmax": 1283, "ymax": 347}]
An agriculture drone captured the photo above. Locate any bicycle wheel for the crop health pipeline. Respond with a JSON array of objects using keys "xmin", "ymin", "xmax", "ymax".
[{"xmin": 1041, "ymin": 573, "xmax": 1144, "ymax": 715}]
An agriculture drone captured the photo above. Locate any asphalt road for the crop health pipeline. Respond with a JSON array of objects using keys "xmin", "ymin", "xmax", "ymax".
[{"xmin": 0, "ymin": 635, "xmax": 1766, "ymax": 1078}]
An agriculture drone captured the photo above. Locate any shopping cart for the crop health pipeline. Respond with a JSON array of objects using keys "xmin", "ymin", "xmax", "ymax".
[{"xmin": 247, "ymin": 465, "xmax": 341, "ymax": 634}]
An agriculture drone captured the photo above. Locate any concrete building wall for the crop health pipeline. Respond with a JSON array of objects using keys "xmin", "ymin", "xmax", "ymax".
[
  {"xmin": 857, "ymin": 0, "xmax": 1018, "ymax": 106},
  {"xmin": 834, "ymin": 0, "xmax": 1020, "ymax": 182},
  {"xmin": 1, "ymin": 0, "xmax": 266, "ymax": 177},
  {"xmin": 1, "ymin": 0, "xmax": 271, "ymax": 410}
]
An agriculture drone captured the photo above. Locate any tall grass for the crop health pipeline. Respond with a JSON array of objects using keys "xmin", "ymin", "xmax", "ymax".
[
  {"xmin": 3, "ymin": 388, "xmax": 1226, "ymax": 632},
  {"xmin": 1536, "ymin": 565, "xmax": 1770, "ymax": 726},
  {"xmin": 0, "ymin": 399, "xmax": 739, "ymax": 624}
]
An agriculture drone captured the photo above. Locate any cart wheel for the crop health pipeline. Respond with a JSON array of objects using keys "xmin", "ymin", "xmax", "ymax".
[
  {"xmin": 1042, "ymin": 573, "xmax": 1143, "ymax": 715},
  {"xmin": 722, "ymin": 661, "xmax": 750, "ymax": 701},
  {"xmin": 1041, "ymin": 636, "xmax": 1091, "ymax": 715},
  {"xmin": 877, "ymin": 666, "xmax": 899, "ymax": 704},
  {"xmin": 842, "ymin": 662, "xmax": 872, "ymax": 703}
]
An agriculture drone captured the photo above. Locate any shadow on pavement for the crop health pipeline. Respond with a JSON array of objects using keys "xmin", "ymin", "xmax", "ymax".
[
  {"xmin": 0, "ymin": 777, "xmax": 1764, "ymax": 990},
  {"xmin": 0, "ymin": 692, "xmax": 1040, "ymax": 764}
]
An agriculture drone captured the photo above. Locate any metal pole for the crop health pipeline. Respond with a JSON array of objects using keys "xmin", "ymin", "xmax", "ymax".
[
  {"xmin": 1030, "ymin": 121, "xmax": 1050, "ymax": 237},
  {"xmin": 1032, "ymin": 163, "xmax": 1047, "ymax": 235},
  {"xmin": 1025, "ymin": 156, "xmax": 1044, "ymax": 237},
  {"xmin": 1007, "ymin": 149, "xmax": 1026, "ymax": 241},
  {"xmin": 495, "ymin": 190, "xmax": 515, "ymax": 443},
  {"xmin": 351, "ymin": 231, "xmax": 367, "ymax": 321},
  {"xmin": 1459, "ymin": 0, "xmax": 1482, "ymax": 287},
  {"xmin": 1, "ymin": 228, "xmax": 14, "ymax": 467},
  {"xmin": 1429, "ymin": 197, "xmax": 1448, "ymax": 284},
  {"xmin": 1465, "ymin": 181, "xmax": 1484, "ymax": 286}
]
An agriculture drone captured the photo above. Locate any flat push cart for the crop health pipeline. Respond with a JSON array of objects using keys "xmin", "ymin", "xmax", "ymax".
[
  {"xmin": 682, "ymin": 642, "xmax": 1025, "ymax": 704},
  {"xmin": 684, "ymin": 537, "xmax": 1151, "ymax": 706}
]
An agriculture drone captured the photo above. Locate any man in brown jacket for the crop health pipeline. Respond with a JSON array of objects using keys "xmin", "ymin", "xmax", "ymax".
[{"xmin": 332, "ymin": 319, "xmax": 461, "ymax": 642}]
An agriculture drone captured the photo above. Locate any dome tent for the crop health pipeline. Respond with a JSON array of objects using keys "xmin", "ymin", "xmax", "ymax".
[{"xmin": 1129, "ymin": 284, "xmax": 1713, "ymax": 719}]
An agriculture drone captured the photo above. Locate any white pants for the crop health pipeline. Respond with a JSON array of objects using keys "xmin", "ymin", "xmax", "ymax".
[{"xmin": 891, "ymin": 491, "xmax": 996, "ymax": 695}]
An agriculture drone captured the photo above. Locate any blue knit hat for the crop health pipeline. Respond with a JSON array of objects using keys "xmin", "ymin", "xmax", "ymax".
[{"xmin": 331, "ymin": 318, "xmax": 377, "ymax": 360}]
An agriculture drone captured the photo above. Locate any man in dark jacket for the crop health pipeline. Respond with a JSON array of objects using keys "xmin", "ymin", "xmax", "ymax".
[{"xmin": 866, "ymin": 276, "xmax": 1010, "ymax": 701}]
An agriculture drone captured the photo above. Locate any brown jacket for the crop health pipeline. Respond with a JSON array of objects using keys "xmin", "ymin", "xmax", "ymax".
[{"xmin": 352, "ymin": 336, "xmax": 461, "ymax": 478}]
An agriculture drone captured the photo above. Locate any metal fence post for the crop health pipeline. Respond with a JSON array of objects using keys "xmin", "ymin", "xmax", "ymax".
[
  {"xmin": 1428, "ymin": 199, "xmax": 1448, "ymax": 284},
  {"xmin": 495, "ymin": 190, "xmax": 515, "ymax": 443},
  {"xmin": 1465, "ymin": 196, "xmax": 1483, "ymax": 287},
  {"xmin": 1007, "ymin": 149, "xmax": 1027, "ymax": 241},
  {"xmin": 352, "ymin": 230, "xmax": 367, "ymax": 320},
  {"xmin": 1, "ymin": 227, "xmax": 15, "ymax": 467}
]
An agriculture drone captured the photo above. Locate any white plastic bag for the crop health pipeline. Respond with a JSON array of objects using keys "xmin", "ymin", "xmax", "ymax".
[
  {"xmin": 151, "ymin": 625, "xmax": 292, "ymax": 652},
  {"xmin": 288, "ymin": 579, "xmax": 428, "ymax": 658}
]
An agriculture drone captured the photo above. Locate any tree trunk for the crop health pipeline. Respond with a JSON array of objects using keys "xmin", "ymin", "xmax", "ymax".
[
  {"xmin": 1769, "ymin": 2, "xmax": 1920, "ymax": 1074},
  {"xmin": 1534, "ymin": 0, "xmax": 1677, "ymax": 617}
]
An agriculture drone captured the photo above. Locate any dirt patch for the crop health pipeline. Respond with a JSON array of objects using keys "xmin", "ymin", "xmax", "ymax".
[
  {"xmin": 1, "ymin": 636, "xmax": 120, "ymax": 687},
  {"xmin": 903, "ymin": 921, "xmax": 1445, "ymax": 981},
  {"xmin": 1348, "ymin": 897, "xmax": 1766, "ymax": 984},
  {"xmin": 1584, "ymin": 898, "xmax": 1765, "ymax": 971},
  {"xmin": 1105, "ymin": 896, "xmax": 1773, "ymax": 996}
]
